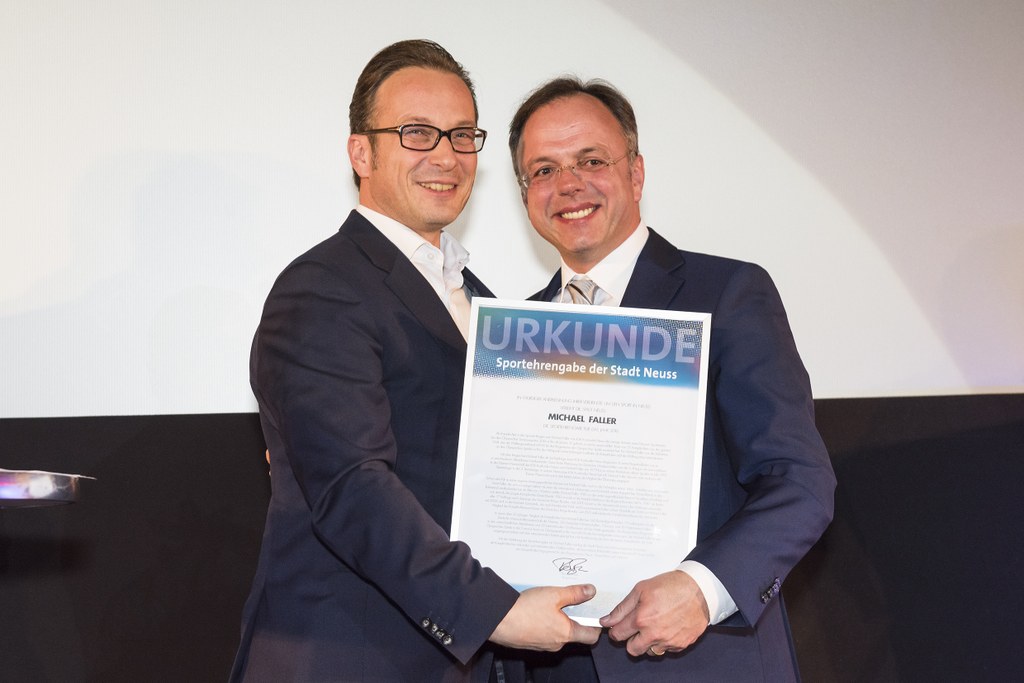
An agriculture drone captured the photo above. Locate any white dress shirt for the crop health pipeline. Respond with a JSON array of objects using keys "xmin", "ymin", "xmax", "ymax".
[
  {"xmin": 555, "ymin": 220, "xmax": 739, "ymax": 626},
  {"xmin": 357, "ymin": 206, "xmax": 472, "ymax": 340}
]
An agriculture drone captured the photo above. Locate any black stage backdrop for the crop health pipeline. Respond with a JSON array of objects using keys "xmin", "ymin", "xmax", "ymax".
[{"xmin": 2, "ymin": 394, "xmax": 1022, "ymax": 682}]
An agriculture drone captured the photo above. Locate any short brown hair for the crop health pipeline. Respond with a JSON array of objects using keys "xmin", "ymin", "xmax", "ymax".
[
  {"xmin": 508, "ymin": 77, "xmax": 639, "ymax": 182},
  {"xmin": 348, "ymin": 39, "xmax": 477, "ymax": 188}
]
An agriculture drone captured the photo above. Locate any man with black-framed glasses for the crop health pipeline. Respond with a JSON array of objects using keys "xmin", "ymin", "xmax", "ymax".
[{"xmin": 230, "ymin": 41, "xmax": 599, "ymax": 683}]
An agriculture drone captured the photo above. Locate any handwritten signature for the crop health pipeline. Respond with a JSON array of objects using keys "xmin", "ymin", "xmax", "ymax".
[{"xmin": 553, "ymin": 558, "xmax": 589, "ymax": 575}]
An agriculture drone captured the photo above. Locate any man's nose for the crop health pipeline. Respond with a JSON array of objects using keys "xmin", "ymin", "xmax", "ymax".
[{"xmin": 556, "ymin": 164, "xmax": 585, "ymax": 191}]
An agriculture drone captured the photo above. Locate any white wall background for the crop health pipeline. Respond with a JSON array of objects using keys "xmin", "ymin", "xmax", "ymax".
[{"xmin": 2, "ymin": 0, "xmax": 1022, "ymax": 418}]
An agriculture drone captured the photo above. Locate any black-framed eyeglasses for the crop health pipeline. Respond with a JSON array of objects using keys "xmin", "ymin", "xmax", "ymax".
[
  {"xmin": 356, "ymin": 123, "xmax": 487, "ymax": 154},
  {"xmin": 519, "ymin": 152, "xmax": 630, "ymax": 189}
]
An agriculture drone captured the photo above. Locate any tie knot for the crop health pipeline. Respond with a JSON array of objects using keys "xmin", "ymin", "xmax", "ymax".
[{"xmin": 566, "ymin": 276, "xmax": 599, "ymax": 305}]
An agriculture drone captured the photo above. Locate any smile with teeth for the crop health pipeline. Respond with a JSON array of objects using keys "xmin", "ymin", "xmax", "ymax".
[
  {"xmin": 559, "ymin": 206, "xmax": 596, "ymax": 220},
  {"xmin": 420, "ymin": 182, "xmax": 455, "ymax": 192}
]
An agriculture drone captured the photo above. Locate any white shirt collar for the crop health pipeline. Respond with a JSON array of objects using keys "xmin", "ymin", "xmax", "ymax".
[
  {"xmin": 558, "ymin": 221, "xmax": 649, "ymax": 306},
  {"xmin": 357, "ymin": 204, "xmax": 469, "ymax": 275},
  {"xmin": 356, "ymin": 205, "xmax": 464, "ymax": 260},
  {"xmin": 355, "ymin": 205, "xmax": 472, "ymax": 339}
]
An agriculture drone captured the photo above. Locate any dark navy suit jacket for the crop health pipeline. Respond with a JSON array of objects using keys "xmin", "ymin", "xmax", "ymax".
[
  {"xmin": 530, "ymin": 228, "xmax": 836, "ymax": 682},
  {"xmin": 230, "ymin": 211, "xmax": 518, "ymax": 682}
]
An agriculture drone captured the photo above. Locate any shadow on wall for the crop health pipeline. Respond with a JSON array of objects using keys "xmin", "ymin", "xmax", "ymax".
[{"xmin": 600, "ymin": 1, "xmax": 1024, "ymax": 392}]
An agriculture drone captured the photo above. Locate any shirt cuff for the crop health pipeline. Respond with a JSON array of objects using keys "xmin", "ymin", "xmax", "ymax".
[{"xmin": 678, "ymin": 560, "xmax": 738, "ymax": 625}]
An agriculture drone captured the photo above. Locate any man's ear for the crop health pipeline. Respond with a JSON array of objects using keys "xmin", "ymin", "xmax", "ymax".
[
  {"xmin": 348, "ymin": 134, "xmax": 372, "ymax": 180},
  {"xmin": 631, "ymin": 153, "xmax": 645, "ymax": 203}
]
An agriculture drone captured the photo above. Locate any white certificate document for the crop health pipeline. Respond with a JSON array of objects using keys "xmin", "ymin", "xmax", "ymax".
[{"xmin": 450, "ymin": 299, "xmax": 711, "ymax": 625}]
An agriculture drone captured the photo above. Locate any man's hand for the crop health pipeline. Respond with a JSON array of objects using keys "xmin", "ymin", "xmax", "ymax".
[
  {"xmin": 490, "ymin": 584, "xmax": 602, "ymax": 651},
  {"xmin": 599, "ymin": 570, "xmax": 710, "ymax": 657}
]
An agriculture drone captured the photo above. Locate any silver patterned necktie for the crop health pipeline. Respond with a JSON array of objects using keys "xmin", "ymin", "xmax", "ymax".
[{"xmin": 566, "ymin": 275, "xmax": 599, "ymax": 305}]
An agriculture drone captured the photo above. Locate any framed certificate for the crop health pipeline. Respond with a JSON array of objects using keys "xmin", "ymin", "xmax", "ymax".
[{"xmin": 450, "ymin": 299, "xmax": 711, "ymax": 625}]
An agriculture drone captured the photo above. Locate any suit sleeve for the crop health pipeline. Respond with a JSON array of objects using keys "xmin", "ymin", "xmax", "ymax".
[
  {"xmin": 252, "ymin": 258, "xmax": 518, "ymax": 663},
  {"xmin": 684, "ymin": 262, "xmax": 836, "ymax": 627}
]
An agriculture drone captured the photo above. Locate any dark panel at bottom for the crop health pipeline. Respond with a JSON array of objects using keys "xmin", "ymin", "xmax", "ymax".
[
  {"xmin": 2, "ymin": 395, "xmax": 1023, "ymax": 682},
  {"xmin": 788, "ymin": 394, "xmax": 1024, "ymax": 683},
  {"xmin": 1, "ymin": 414, "xmax": 269, "ymax": 683}
]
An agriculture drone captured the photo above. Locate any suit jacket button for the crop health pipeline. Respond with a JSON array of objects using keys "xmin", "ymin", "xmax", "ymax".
[
  {"xmin": 443, "ymin": 635, "xmax": 453, "ymax": 646},
  {"xmin": 421, "ymin": 618, "xmax": 431, "ymax": 629},
  {"xmin": 436, "ymin": 629, "xmax": 447, "ymax": 641},
  {"xmin": 761, "ymin": 577, "xmax": 781, "ymax": 603}
]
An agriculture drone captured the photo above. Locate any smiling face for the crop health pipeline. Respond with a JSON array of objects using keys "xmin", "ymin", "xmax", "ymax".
[
  {"xmin": 518, "ymin": 94, "xmax": 644, "ymax": 273},
  {"xmin": 348, "ymin": 67, "xmax": 478, "ymax": 245}
]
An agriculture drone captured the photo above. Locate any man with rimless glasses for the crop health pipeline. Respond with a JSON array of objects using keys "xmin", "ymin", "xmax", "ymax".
[
  {"xmin": 508, "ymin": 78, "xmax": 836, "ymax": 682},
  {"xmin": 230, "ymin": 42, "xmax": 600, "ymax": 682}
]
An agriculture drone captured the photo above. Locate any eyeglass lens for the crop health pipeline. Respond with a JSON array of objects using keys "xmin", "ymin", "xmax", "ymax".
[
  {"xmin": 525, "ymin": 156, "xmax": 620, "ymax": 187},
  {"xmin": 401, "ymin": 125, "xmax": 484, "ymax": 153}
]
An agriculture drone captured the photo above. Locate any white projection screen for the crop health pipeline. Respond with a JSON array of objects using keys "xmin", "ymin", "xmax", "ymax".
[{"xmin": 2, "ymin": 0, "xmax": 1022, "ymax": 418}]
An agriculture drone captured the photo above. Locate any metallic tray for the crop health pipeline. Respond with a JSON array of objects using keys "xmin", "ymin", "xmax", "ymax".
[{"xmin": 0, "ymin": 468, "xmax": 92, "ymax": 508}]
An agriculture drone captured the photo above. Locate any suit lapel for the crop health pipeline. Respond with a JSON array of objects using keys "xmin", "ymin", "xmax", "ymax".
[
  {"xmin": 462, "ymin": 267, "xmax": 495, "ymax": 300},
  {"xmin": 531, "ymin": 228, "xmax": 687, "ymax": 308},
  {"xmin": 620, "ymin": 228, "xmax": 686, "ymax": 309},
  {"xmin": 531, "ymin": 272, "xmax": 562, "ymax": 302},
  {"xmin": 342, "ymin": 211, "xmax": 468, "ymax": 351}
]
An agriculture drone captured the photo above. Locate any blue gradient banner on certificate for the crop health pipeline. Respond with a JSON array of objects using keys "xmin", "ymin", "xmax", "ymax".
[
  {"xmin": 451, "ymin": 299, "xmax": 711, "ymax": 626},
  {"xmin": 472, "ymin": 305, "xmax": 705, "ymax": 387}
]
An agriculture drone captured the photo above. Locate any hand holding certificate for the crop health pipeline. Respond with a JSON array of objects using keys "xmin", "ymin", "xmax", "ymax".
[{"xmin": 451, "ymin": 299, "xmax": 711, "ymax": 625}]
